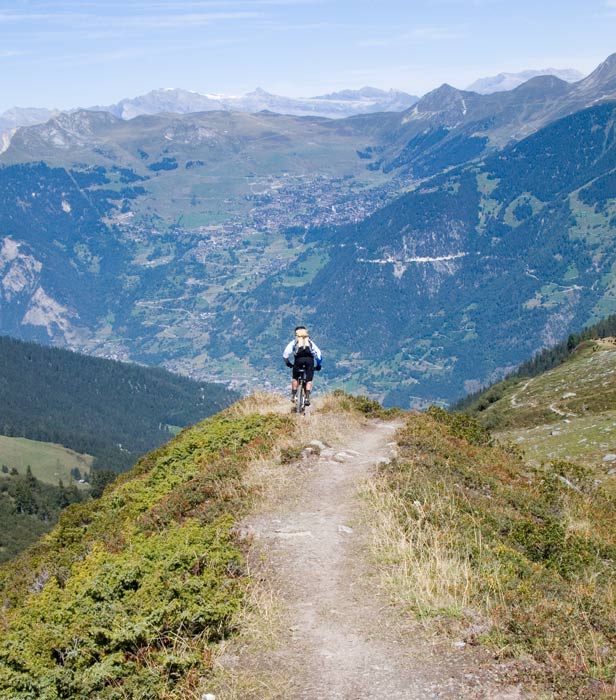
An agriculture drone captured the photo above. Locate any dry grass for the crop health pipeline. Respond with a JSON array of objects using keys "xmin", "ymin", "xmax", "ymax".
[
  {"xmin": 229, "ymin": 390, "xmax": 366, "ymax": 445},
  {"xmin": 363, "ymin": 411, "xmax": 616, "ymax": 699},
  {"xmin": 206, "ymin": 561, "xmax": 290, "ymax": 700},
  {"xmin": 361, "ymin": 479, "xmax": 478, "ymax": 621},
  {"xmin": 228, "ymin": 392, "xmax": 365, "ymax": 508},
  {"xmin": 223, "ymin": 392, "xmax": 290, "ymax": 418}
]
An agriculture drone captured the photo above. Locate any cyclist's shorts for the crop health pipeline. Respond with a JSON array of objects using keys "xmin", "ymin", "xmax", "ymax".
[{"xmin": 293, "ymin": 355, "xmax": 314, "ymax": 381}]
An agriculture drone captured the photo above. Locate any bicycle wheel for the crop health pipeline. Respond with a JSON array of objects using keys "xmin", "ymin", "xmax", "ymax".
[{"xmin": 296, "ymin": 383, "xmax": 306, "ymax": 413}]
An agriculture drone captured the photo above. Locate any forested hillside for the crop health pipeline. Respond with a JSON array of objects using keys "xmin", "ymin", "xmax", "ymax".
[
  {"xmin": 0, "ymin": 335, "xmax": 237, "ymax": 471},
  {"xmin": 0, "ymin": 469, "xmax": 84, "ymax": 563}
]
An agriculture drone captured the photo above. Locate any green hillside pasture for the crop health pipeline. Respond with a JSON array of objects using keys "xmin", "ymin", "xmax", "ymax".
[
  {"xmin": 499, "ymin": 410, "xmax": 616, "ymax": 473},
  {"xmin": 280, "ymin": 249, "xmax": 331, "ymax": 286},
  {"xmin": 0, "ymin": 436, "xmax": 93, "ymax": 485},
  {"xmin": 474, "ymin": 341, "xmax": 616, "ymax": 431}
]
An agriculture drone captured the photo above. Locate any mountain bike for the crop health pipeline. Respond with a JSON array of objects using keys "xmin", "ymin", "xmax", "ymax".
[{"xmin": 295, "ymin": 366, "xmax": 309, "ymax": 414}]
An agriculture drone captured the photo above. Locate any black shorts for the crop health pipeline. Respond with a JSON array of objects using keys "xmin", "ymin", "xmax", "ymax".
[{"xmin": 292, "ymin": 355, "xmax": 314, "ymax": 382}]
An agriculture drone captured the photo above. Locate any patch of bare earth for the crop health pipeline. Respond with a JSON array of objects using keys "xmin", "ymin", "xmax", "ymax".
[{"xmin": 211, "ymin": 404, "xmax": 528, "ymax": 700}]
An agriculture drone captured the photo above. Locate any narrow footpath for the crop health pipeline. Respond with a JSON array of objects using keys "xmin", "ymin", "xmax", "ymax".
[{"xmin": 214, "ymin": 410, "xmax": 526, "ymax": 700}]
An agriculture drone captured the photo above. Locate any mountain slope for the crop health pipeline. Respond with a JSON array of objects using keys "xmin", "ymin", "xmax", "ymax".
[
  {"xmin": 477, "ymin": 338, "xmax": 616, "ymax": 466},
  {"xmin": 0, "ymin": 108, "xmax": 389, "ymax": 226},
  {"xmin": 0, "ymin": 398, "xmax": 292, "ymax": 700},
  {"xmin": 372, "ymin": 53, "xmax": 616, "ymax": 178},
  {"xmin": 231, "ymin": 102, "xmax": 616, "ymax": 406},
  {"xmin": 1, "ymin": 57, "xmax": 616, "ymax": 406},
  {"xmin": 454, "ymin": 313, "xmax": 616, "ymax": 412},
  {"xmin": 466, "ymin": 67, "xmax": 584, "ymax": 94},
  {"xmin": 0, "ymin": 107, "xmax": 56, "ymax": 133},
  {"xmin": 2, "ymin": 100, "xmax": 616, "ymax": 406},
  {"xmin": 453, "ymin": 311, "xmax": 616, "ymax": 470},
  {"xmin": 0, "ymin": 335, "xmax": 237, "ymax": 471}
]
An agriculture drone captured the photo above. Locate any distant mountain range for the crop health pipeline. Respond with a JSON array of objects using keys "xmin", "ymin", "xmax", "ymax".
[
  {"xmin": 466, "ymin": 67, "xmax": 584, "ymax": 94},
  {"xmin": 96, "ymin": 86, "xmax": 420, "ymax": 120},
  {"xmin": 0, "ymin": 65, "xmax": 588, "ymax": 133},
  {"xmin": 0, "ymin": 87, "xmax": 419, "ymax": 133}
]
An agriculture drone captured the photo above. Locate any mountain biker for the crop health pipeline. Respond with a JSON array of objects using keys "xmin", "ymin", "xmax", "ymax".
[{"xmin": 282, "ymin": 326, "xmax": 322, "ymax": 406}]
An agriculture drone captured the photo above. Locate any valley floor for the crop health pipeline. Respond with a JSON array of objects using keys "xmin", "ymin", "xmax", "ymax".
[{"xmin": 210, "ymin": 400, "xmax": 526, "ymax": 699}]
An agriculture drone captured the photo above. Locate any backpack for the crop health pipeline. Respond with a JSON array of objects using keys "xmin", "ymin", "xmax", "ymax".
[{"xmin": 294, "ymin": 329, "xmax": 313, "ymax": 357}]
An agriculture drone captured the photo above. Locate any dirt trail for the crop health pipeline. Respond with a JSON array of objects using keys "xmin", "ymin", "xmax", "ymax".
[
  {"xmin": 510, "ymin": 380, "xmax": 532, "ymax": 408},
  {"xmin": 217, "ymin": 415, "xmax": 525, "ymax": 699}
]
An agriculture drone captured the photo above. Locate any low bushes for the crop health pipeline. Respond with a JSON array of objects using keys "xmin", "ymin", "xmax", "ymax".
[
  {"xmin": 0, "ymin": 407, "xmax": 292, "ymax": 700},
  {"xmin": 369, "ymin": 410, "xmax": 616, "ymax": 698}
]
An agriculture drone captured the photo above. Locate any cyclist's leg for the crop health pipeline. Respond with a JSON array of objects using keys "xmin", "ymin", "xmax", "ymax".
[
  {"xmin": 303, "ymin": 358, "xmax": 315, "ymax": 405},
  {"xmin": 291, "ymin": 364, "xmax": 300, "ymax": 401}
]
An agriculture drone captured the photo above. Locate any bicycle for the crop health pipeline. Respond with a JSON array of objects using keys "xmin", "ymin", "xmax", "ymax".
[{"xmin": 295, "ymin": 366, "xmax": 309, "ymax": 414}]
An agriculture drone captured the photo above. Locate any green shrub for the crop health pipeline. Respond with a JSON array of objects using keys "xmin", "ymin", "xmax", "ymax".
[
  {"xmin": 328, "ymin": 390, "xmax": 401, "ymax": 418},
  {"xmin": 426, "ymin": 406, "xmax": 492, "ymax": 446},
  {"xmin": 0, "ymin": 408, "xmax": 291, "ymax": 699}
]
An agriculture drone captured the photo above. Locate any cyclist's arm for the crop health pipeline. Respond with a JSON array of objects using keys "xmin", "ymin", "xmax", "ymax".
[
  {"xmin": 282, "ymin": 340, "xmax": 295, "ymax": 362},
  {"xmin": 311, "ymin": 342, "xmax": 323, "ymax": 365}
]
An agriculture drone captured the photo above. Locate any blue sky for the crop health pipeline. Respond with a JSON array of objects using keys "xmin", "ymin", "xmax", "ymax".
[{"xmin": 1, "ymin": 0, "xmax": 615, "ymax": 111}]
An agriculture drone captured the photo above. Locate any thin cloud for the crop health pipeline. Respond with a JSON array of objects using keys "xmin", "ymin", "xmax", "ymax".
[
  {"xmin": 358, "ymin": 25, "xmax": 467, "ymax": 48},
  {"xmin": 0, "ymin": 8, "xmax": 262, "ymax": 38},
  {"xmin": 603, "ymin": 0, "xmax": 616, "ymax": 14},
  {"xmin": 404, "ymin": 26, "xmax": 467, "ymax": 40},
  {"xmin": 424, "ymin": 0, "xmax": 502, "ymax": 5},
  {"xmin": 357, "ymin": 38, "xmax": 393, "ymax": 48},
  {"xmin": 66, "ymin": 0, "xmax": 321, "ymax": 5},
  {"xmin": 116, "ymin": 11, "xmax": 261, "ymax": 29},
  {"xmin": 0, "ymin": 12, "xmax": 64, "ymax": 22},
  {"xmin": 19, "ymin": 36, "xmax": 245, "ymax": 68}
]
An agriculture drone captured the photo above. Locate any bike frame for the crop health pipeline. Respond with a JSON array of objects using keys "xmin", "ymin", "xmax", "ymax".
[{"xmin": 296, "ymin": 367, "xmax": 308, "ymax": 414}]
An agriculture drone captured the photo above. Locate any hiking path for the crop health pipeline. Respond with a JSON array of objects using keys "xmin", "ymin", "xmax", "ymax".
[{"xmin": 213, "ymin": 407, "xmax": 526, "ymax": 700}]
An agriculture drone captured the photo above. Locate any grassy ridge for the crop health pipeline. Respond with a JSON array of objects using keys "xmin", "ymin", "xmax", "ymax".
[
  {"xmin": 453, "ymin": 340, "xmax": 616, "ymax": 481},
  {"xmin": 468, "ymin": 340, "xmax": 616, "ymax": 431},
  {"xmin": 366, "ymin": 407, "xmax": 616, "ymax": 698},
  {"xmin": 0, "ymin": 400, "xmax": 292, "ymax": 700},
  {"xmin": 3, "ymin": 389, "xmax": 613, "ymax": 698},
  {"xmin": 454, "ymin": 313, "xmax": 616, "ymax": 416}
]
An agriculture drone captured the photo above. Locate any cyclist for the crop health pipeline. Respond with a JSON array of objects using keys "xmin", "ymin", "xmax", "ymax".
[{"xmin": 283, "ymin": 326, "xmax": 322, "ymax": 406}]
